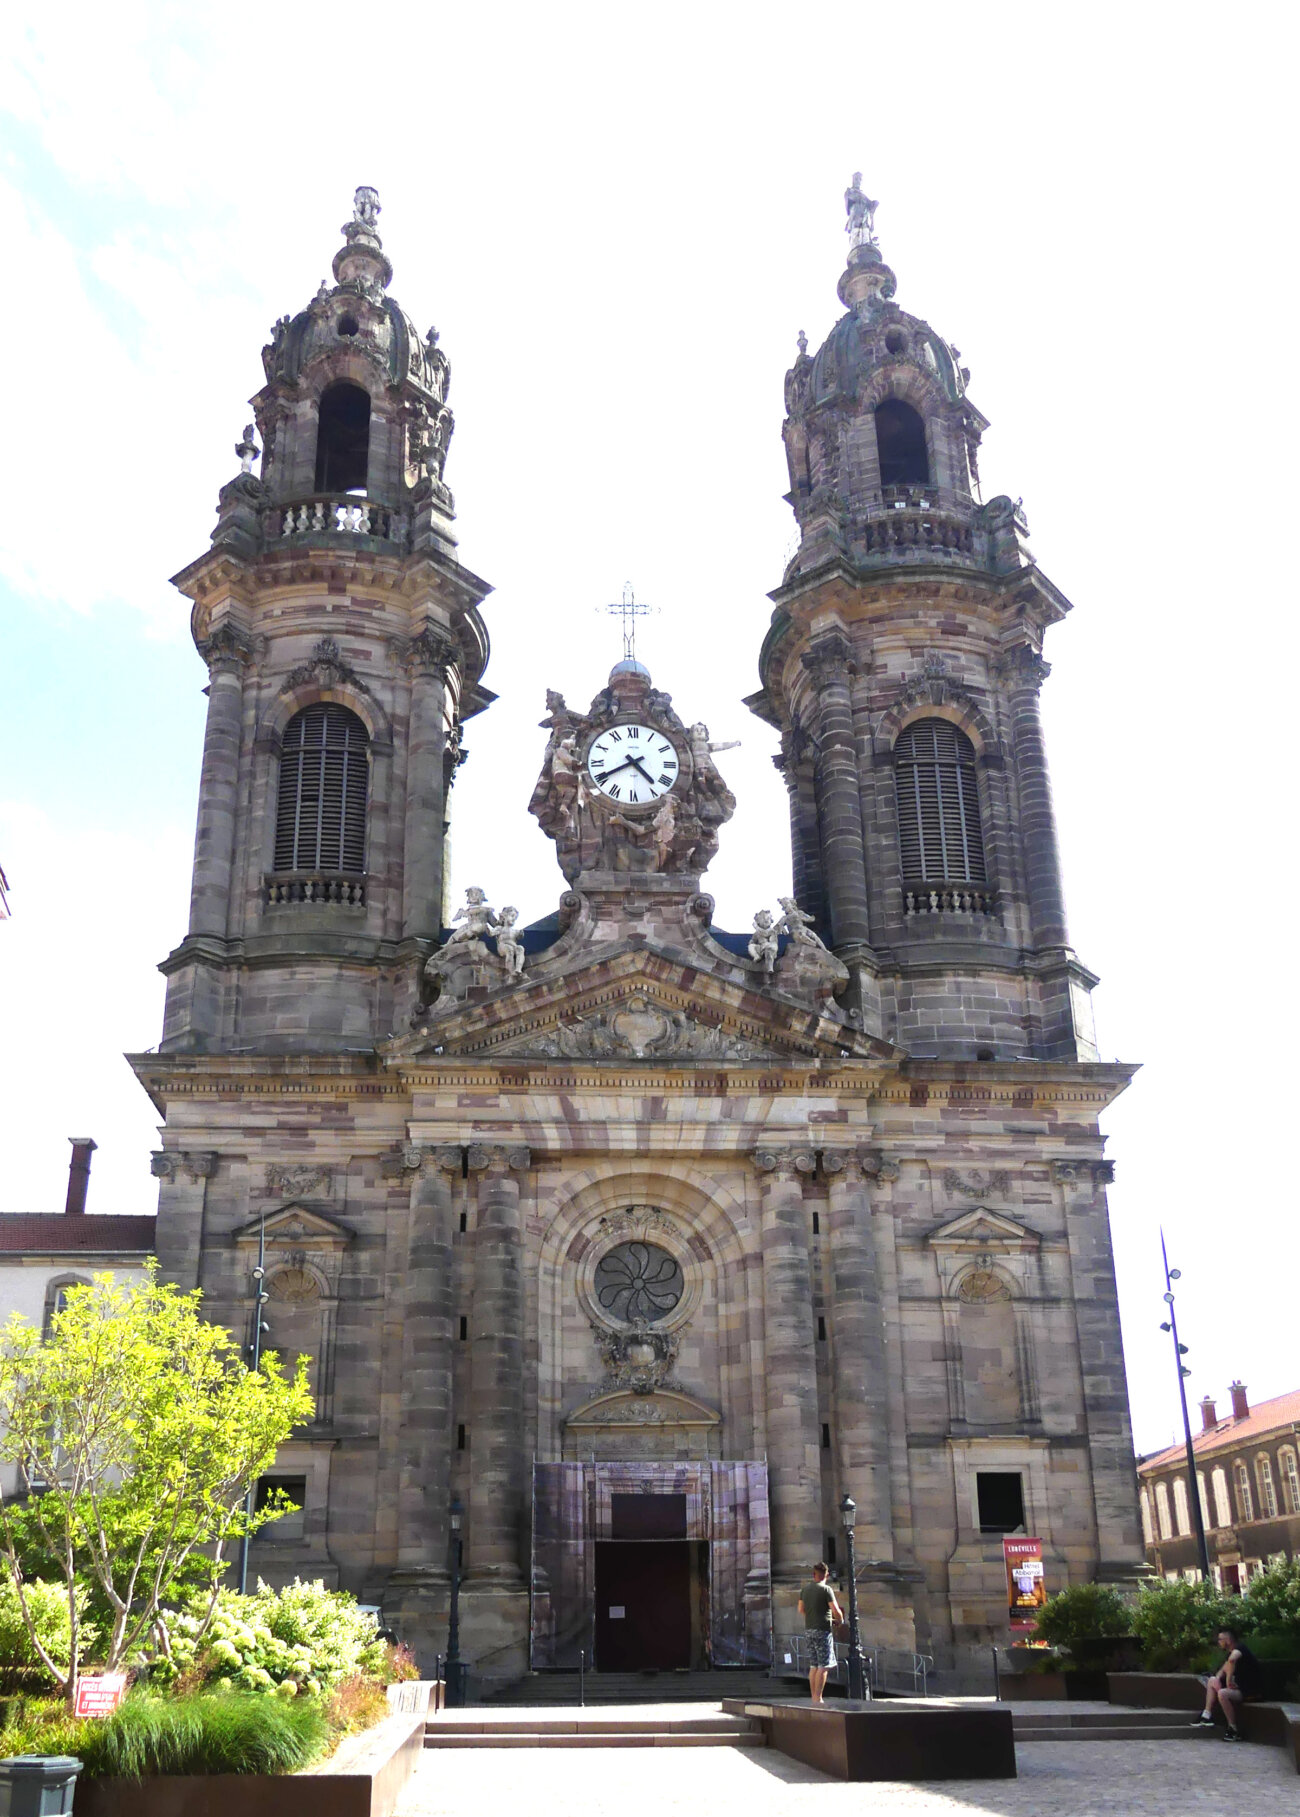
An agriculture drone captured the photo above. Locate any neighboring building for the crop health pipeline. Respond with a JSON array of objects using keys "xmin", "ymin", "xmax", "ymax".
[
  {"xmin": 128, "ymin": 183, "xmax": 1144, "ymax": 1690},
  {"xmin": 1138, "ymin": 1384, "xmax": 1300, "ymax": 1591},
  {"xmin": 0, "ymin": 1139, "xmax": 155, "ymax": 1495}
]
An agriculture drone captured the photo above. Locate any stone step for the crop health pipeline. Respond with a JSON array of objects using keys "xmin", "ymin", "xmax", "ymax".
[
  {"xmin": 485, "ymin": 1672, "xmax": 788, "ymax": 1706},
  {"xmin": 429, "ymin": 1715, "xmax": 753, "ymax": 1736},
  {"xmin": 425, "ymin": 1725, "xmax": 765, "ymax": 1750},
  {"xmin": 1016, "ymin": 1723, "xmax": 1218, "ymax": 1742},
  {"xmin": 1013, "ymin": 1708, "xmax": 1200, "ymax": 1730}
]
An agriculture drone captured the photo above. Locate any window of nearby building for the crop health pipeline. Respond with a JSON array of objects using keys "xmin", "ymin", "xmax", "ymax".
[
  {"xmin": 1173, "ymin": 1477, "xmax": 1190, "ymax": 1536},
  {"xmin": 1212, "ymin": 1467, "xmax": 1232, "ymax": 1528},
  {"xmin": 1155, "ymin": 1481, "xmax": 1173, "ymax": 1540},
  {"xmin": 1233, "ymin": 1460, "xmax": 1254, "ymax": 1523},
  {"xmin": 894, "ymin": 720, "xmax": 987, "ymax": 886},
  {"xmin": 1281, "ymin": 1448, "xmax": 1300, "ymax": 1516},
  {"xmin": 976, "ymin": 1472, "xmax": 1026, "ymax": 1535},
  {"xmin": 1183, "ymin": 1568, "xmax": 1201, "ymax": 1584},
  {"xmin": 1140, "ymin": 1487, "xmax": 1154, "ymax": 1546},
  {"xmin": 1197, "ymin": 1472, "xmax": 1211, "ymax": 1529},
  {"xmin": 1256, "ymin": 1455, "xmax": 1279, "ymax": 1519},
  {"xmin": 273, "ymin": 703, "xmax": 369, "ymax": 877},
  {"xmin": 42, "ymin": 1275, "xmax": 91, "ymax": 1338},
  {"xmin": 254, "ymin": 1474, "xmax": 307, "ymax": 1542}
]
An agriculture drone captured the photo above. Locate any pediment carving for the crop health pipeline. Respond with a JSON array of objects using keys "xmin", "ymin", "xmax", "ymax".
[
  {"xmin": 233, "ymin": 1204, "xmax": 355, "ymax": 1252},
  {"xmin": 470, "ymin": 993, "xmax": 782, "ymax": 1062},
  {"xmin": 564, "ymin": 1387, "xmax": 721, "ymax": 1432},
  {"xmin": 927, "ymin": 1206, "xmax": 1040, "ymax": 1300},
  {"xmin": 928, "ymin": 1207, "xmax": 1039, "ymax": 1252}
]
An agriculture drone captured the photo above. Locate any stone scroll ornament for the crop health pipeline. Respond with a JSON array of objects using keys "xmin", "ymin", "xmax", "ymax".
[{"xmin": 526, "ymin": 673, "xmax": 736, "ymax": 884}]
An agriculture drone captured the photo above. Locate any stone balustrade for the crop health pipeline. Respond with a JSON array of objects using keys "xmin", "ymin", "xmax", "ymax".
[
  {"xmin": 864, "ymin": 500, "xmax": 975, "ymax": 559},
  {"xmin": 264, "ymin": 495, "xmax": 409, "ymax": 546},
  {"xmin": 903, "ymin": 883, "xmax": 998, "ymax": 916},
  {"xmin": 264, "ymin": 872, "xmax": 367, "ymax": 906}
]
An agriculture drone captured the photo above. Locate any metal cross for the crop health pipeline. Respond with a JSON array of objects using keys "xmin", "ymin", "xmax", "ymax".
[{"xmin": 603, "ymin": 583, "xmax": 655, "ymax": 662}]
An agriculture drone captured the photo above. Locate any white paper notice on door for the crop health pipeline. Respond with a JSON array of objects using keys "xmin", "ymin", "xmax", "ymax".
[{"xmin": 609, "ymin": 1606, "xmax": 625, "ymax": 1619}]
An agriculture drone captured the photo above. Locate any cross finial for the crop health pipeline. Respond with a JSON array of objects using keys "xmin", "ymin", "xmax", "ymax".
[{"xmin": 603, "ymin": 582, "xmax": 656, "ymax": 663}]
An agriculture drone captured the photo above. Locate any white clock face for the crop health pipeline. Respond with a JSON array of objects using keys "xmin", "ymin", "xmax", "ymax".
[{"xmin": 586, "ymin": 724, "xmax": 680, "ymax": 804}]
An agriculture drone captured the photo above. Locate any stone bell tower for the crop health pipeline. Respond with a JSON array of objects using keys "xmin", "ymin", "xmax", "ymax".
[
  {"xmin": 748, "ymin": 177, "xmax": 1097, "ymax": 1063},
  {"xmin": 159, "ymin": 187, "xmax": 493, "ymax": 1055}
]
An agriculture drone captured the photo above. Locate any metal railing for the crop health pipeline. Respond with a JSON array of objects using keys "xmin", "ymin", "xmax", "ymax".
[{"xmin": 777, "ymin": 1634, "xmax": 933, "ymax": 1696}]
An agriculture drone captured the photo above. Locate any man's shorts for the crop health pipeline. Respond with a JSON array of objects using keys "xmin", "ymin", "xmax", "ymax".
[{"xmin": 806, "ymin": 1629, "xmax": 836, "ymax": 1669}]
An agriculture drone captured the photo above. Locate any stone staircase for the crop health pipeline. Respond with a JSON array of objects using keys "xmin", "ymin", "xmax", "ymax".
[
  {"xmin": 484, "ymin": 1668, "xmax": 790, "ymax": 1706},
  {"xmin": 425, "ymin": 1709, "xmax": 766, "ymax": 1749},
  {"xmin": 1012, "ymin": 1706, "xmax": 1220, "ymax": 1742}
]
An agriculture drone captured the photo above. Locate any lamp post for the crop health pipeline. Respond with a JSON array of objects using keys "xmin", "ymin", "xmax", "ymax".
[
  {"xmin": 445, "ymin": 1495, "xmax": 466, "ymax": 1707},
  {"xmin": 1159, "ymin": 1232, "xmax": 1212, "ymax": 1582},
  {"xmin": 237, "ymin": 1217, "xmax": 269, "ymax": 1596},
  {"xmin": 839, "ymin": 1494, "xmax": 869, "ymax": 1702}
]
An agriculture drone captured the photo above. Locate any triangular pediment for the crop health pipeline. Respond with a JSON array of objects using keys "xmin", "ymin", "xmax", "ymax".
[
  {"xmin": 927, "ymin": 1207, "xmax": 1039, "ymax": 1251},
  {"xmin": 233, "ymin": 1205, "xmax": 355, "ymax": 1251},
  {"xmin": 565, "ymin": 1387, "xmax": 721, "ymax": 1432},
  {"xmin": 384, "ymin": 944, "xmax": 900, "ymax": 1068}
]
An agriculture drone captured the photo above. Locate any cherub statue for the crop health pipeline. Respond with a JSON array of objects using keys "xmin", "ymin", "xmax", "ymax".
[
  {"xmin": 688, "ymin": 722, "xmax": 740, "ymax": 763},
  {"xmin": 445, "ymin": 885, "xmax": 499, "ymax": 948},
  {"xmin": 748, "ymin": 908, "xmax": 780, "ymax": 974},
  {"xmin": 777, "ymin": 896, "xmax": 830, "ymax": 950},
  {"xmin": 496, "ymin": 905, "xmax": 526, "ymax": 976}
]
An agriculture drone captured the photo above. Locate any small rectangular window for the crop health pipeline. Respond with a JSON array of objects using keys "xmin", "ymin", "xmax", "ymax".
[
  {"xmin": 459, "ymin": 1211, "xmax": 467, "ymax": 1233},
  {"xmin": 457, "ymin": 1424, "xmax": 467, "ymax": 1451},
  {"xmin": 821, "ymin": 1423, "xmax": 831, "ymax": 1450},
  {"xmin": 817, "ymin": 1315, "xmax": 827, "ymax": 1342},
  {"xmin": 976, "ymin": 1471, "xmax": 1026, "ymax": 1534},
  {"xmin": 811, "ymin": 1211, "xmax": 820, "ymax": 1235},
  {"xmin": 825, "ymin": 1536, "xmax": 837, "ymax": 1569},
  {"xmin": 254, "ymin": 1474, "xmax": 307, "ymax": 1540},
  {"xmin": 458, "ymin": 1316, "xmax": 468, "ymax": 1340}
]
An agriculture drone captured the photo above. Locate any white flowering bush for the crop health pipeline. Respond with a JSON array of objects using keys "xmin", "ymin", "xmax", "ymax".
[{"xmin": 158, "ymin": 1579, "xmax": 387, "ymax": 1695}]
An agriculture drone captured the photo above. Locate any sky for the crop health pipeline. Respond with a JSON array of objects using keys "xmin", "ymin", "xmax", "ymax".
[{"xmin": 0, "ymin": 3, "xmax": 1296, "ymax": 1456}]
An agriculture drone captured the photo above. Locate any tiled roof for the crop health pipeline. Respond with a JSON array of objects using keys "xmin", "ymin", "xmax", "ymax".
[
  {"xmin": 0, "ymin": 1215, "xmax": 156, "ymax": 1255},
  {"xmin": 1140, "ymin": 1388, "xmax": 1300, "ymax": 1472}
]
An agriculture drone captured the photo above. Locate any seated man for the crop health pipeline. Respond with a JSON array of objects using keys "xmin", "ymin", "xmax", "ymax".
[{"xmin": 1193, "ymin": 1626, "xmax": 1261, "ymax": 1740}]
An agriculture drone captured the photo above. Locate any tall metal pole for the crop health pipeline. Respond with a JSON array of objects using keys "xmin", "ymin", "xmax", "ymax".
[
  {"xmin": 445, "ymin": 1496, "xmax": 465, "ymax": 1707},
  {"xmin": 1161, "ymin": 1232, "xmax": 1212, "ymax": 1582},
  {"xmin": 840, "ymin": 1495, "xmax": 869, "ymax": 1702},
  {"xmin": 237, "ymin": 1217, "xmax": 268, "ymax": 1596}
]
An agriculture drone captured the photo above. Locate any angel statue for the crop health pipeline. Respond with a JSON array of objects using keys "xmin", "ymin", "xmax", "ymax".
[
  {"xmin": 748, "ymin": 908, "xmax": 780, "ymax": 975},
  {"xmin": 777, "ymin": 896, "xmax": 830, "ymax": 951},
  {"xmin": 445, "ymin": 885, "xmax": 499, "ymax": 948},
  {"xmin": 496, "ymin": 905, "xmax": 526, "ymax": 977}
]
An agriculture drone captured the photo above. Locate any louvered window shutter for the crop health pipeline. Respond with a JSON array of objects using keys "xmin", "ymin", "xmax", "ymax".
[
  {"xmin": 894, "ymin": 720, "xmax": 987, "ymax": 884},
  {"xmin": 274, "ymin": 704, "xmax": 369, "ymax": 874}
]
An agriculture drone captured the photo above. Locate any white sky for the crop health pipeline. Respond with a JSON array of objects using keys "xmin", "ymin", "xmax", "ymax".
[{"xmin": 0, "ymin": 4, "xmax": 1296, "ymax": 1456}]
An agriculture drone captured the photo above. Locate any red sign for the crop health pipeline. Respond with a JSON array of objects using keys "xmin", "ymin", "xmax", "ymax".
[
  {"xmin": 1003, "ymin": 1538, "xmax": 1046, "ymax": 1633},
  {"xmin": 75, "ymin": 1674, "xmax": 127, "ymax": 1718}
]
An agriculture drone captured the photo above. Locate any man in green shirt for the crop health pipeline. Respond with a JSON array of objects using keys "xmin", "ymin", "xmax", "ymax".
[{"xmin": 797, "ymin": 1561, "xmax": 843, "ymax": 1704}]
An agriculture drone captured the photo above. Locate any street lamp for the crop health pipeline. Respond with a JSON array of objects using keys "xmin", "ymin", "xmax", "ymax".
[
  {"xmin": 237, "ymin": 1217, "xmax": 270, "ymax": 1596},
  {"xmin": 445, "ymin": 1495, "xmax": 466, "ymax": 1707},
  {"xmin": 838, "ymin": 1494, "xmax": 869, "ymax": 1702},
  {"xmin": 1159, "ymin": 1233, "xmax": 1212, "ymax": 1582}
]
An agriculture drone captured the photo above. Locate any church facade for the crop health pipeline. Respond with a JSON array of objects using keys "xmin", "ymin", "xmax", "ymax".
[{"xmin": 130, "ymin": 183, "xmax": 1144, "ymax": 1689}]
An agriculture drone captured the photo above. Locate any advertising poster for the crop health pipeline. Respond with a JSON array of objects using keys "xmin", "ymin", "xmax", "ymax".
[
  {"xmin": 1003, "ymin": 1537, "xmax": 1046, "ymax": 1633},
  {"xmin": 74, "ymin": 1674, "xmax": 128, "ymax": 1718}
]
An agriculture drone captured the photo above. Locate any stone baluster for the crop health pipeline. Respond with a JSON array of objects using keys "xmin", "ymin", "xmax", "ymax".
[
  {"xmin": 465, "ymin": 1144, "xmax": 530, "ymax": 1582},
  {"xmin": 753, "ymin": 1147, "xmax": 822, "ymax": 1582},
  {"xmin": 149, "ymin": 1150, "xmax": 218, "ymax": 1289},
  {"xmin": 1002, "ymin": 645, "xmax": 1069, "ymax": 949},
  {"xmin": 394, "ymin": 1146, "xmax": 461, "ymax": 1569},
  {"xmin": 801, "ymin": 634, "xmax": 872, "ymax": 953},
  {"xmin": 401, "ymin": 626, "xmax": 454, "ymax": 943},
  {"xmin": 187, "ymin": 624, "xmax": 251, "ymax": 940},
  {"xmin": 822, "ymin": 1152, "xmax": 894, "ymax": 1562}
]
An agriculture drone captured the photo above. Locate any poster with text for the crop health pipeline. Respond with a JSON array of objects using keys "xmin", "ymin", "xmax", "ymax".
[
  {"xmin": 75, "ymin": 1674, "xmax": 127, "ymax": 1718},
  {"xmin": 1003, "ymin": 1537, "xmax": 1046, "ymax": 1633}
]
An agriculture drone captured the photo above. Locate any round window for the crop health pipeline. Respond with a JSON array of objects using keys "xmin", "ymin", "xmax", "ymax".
[{"xmin": 593, "ymin": 1241, "xmax": 684, "ymax": 1324}]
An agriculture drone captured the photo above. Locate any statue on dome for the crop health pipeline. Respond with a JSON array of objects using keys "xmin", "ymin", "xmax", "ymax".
[
  {"xmin": 844, "ymin": 173, "xmax": 878, "ymax": 253},
  {"xmin": 353, "ymin": 186, "xmax": 382, "ymax": 230}
]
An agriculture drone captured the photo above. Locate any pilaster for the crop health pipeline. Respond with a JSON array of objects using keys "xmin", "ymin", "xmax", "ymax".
[
  {"xmin": 150, "ymin": 1149, "xmax": 218, "ymax": 1288},
  {"xmin": 465, "ymin": 1144, "xmax": 531, "ymax": 1584},
  {"xmin": 822, "ymin": 1151, "xmax": 894, "ymax": 1562}
]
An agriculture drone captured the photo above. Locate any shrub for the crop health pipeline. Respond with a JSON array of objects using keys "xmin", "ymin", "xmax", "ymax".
[
  {"xmin": 0, "ymin": 1578, "xmax": 97, "ymax": 1689},
  {"xmin": 158, "ymin": 1579, "xmax": 386, "ymax": 1694},
  {"xmin": 1133, "ymin": 1578, "xmax": 1236, "ymax": 1671},
  {"xmin": 1032, "ymin": 1583, "xmax": 1132, "ymax": 1653},
  {"xmin": 1241, "ymin": 1559, "xmax": 1300, "ymax": 1648},
  {"xmin": 3, "ymin": 1692, "xmax": 329, "ymax": 1780},
  {"xmin": 326, "ymin": 1673, "xmax": 391, "ymax": 1739}
]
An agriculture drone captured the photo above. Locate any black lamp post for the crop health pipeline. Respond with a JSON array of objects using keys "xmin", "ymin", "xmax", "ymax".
[
  {"xmin": 1159, "ymin": 1233, "xmax": 1212, "ymax": 1582},
  {"xmin": 237, "ymin": 1218, "xmax": 269, "ymax": 1596},
  {"xmin": 445, "ymin": 1495, "xmax": 466, "ymax": 1707},
  {"xmin": 839, "ymin": 1494, "xmax": 869, "ymax": 1702}
]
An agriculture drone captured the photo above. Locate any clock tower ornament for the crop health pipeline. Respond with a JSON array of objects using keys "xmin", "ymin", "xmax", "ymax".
[{"xmin": 529, "ymin": 659, "xmax": 736, "ymax": 884}]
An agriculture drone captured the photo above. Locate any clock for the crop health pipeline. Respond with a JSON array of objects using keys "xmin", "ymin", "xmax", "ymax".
[{"xmin": 586, "ymin": 724, "xmax": 680, "ymax": 804}]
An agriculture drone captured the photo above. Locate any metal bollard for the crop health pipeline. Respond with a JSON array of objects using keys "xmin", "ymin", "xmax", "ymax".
[{"xmin": 0, "ymin": 1756, "xmax": 83, "ymax": 1817}]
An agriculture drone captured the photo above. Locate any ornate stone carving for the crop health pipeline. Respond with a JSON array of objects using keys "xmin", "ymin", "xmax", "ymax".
[
  {"xmin": 423, "ymin": 887, "xmax": 518, "ymax": 1008},
  {"xmin": 747, "ymin": 909, "xmax": 780, "ymax": 974},
  {"xmin": 595, "ymin": 1205, "xmax": 679, "ymax": 1245},
  {"xmin": 197, "ymin": 623, "xmax": 253, "ymax": 674},
  {"xmin": 801, "ymin": 632, "xmax": 854, "ymax": 691},
  {"xmin": 150, "ymin": 1150, "xmax": 218, "ymax": 1183},
  {"xmin": 592, "ymin": 1318, "xmax": 680, "ymax": 1394},
  {"xmin": 279, "ymin": 636, "xmax": 371, "ymax": 699},
  {"xmin": 235, "ymin": 424, "xmax": 260, "ymax": 474},
  {"xmin": 394, "ymin": 624, "xmax": 456, "ymax": 678},
  {"xmin": 999, "ymin": 644, "xmax": 1051, "ymax": 689},
  {"xmin": 265, "ymin": 1164, "xmax": 332, "ymax": 1198},
  {"xmin": 752, "ymin": 1147, "xmax": 818, "ymax": 1179},
  {"xmin": 771, "ymin": 897, "xmax": 850, "ymax": 1005},
  {"xmin": 844, "ymin": 172, "xmax": 879, "ymax": 253},
  {"xmin": 266, "ymin": 1266, "xmax": 321, "ymax": 1303},
  {"xmin": 1052, "ymin": 1159, "xmax": 1114, "ymax": 1188},
  {"xmin": 957, "ymin": 1268, "xmax": 1011, "ymax": 1304},
  {"xmin": 485, "ymin": 995, "xmax": 777, "ymax": 1062},
  {"xmin": 495, "ymin": 907, "xmax": 525, "ymax": 977},
  {"xmin": 593, "ymin": 1241, "xmax": 684, "ymax": 1324},
  {"xmin": 943, "ymin": 1167, "xmax": 1012, "ymax": 1200},
  {"xmin": 466, "ymin": 1144, "xmax": 531, "ymax": 1174}
]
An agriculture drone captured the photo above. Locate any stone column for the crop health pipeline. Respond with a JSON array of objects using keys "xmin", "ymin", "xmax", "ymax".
[
  {"xmin": 1056, "ymin": 1160, "xmax": 1144, "ymax": 1578},
  {"xmin": 401, "ymin": 626, "xmax": 453, "ymax": 943},
  {"xmin": 149, "ymin": 1150, "xmax": 217, "ymax": 1289},
  {"xmin": 395, "ymin": 1146, "xmax": 460, "ymax": 1569},
  {"xmin": 1003, "ymin": 645, "xmax": 1069, "ymax": 949},
  {"xmin": 188, "ymin": 625, "xmax": 251, "ymax": 939},
  {"xmin": 465, "ymin": 1144, "xmax": 530, "ymax": 1583},
  {"xmin": 822, "ymin": 1152, "xmax": 894, "ymax": 1562},
  {"xmin": 802, "ymin": 634, "xmax": 871, "ymax": 952},
  {"xmin": 754, "ymin": 1147, "xmax": 822, "ymax": 1582}
]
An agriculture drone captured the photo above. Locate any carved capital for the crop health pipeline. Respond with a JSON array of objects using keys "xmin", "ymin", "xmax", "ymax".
[
  {"xmin": 398, "ymin": 624, "xmax": 456, "ymax": 680},
  {"xmin": 1053, "ymin": 1159, "xmax": 1114, "ymax": 1189},
  {"xmin": 381, "ymin": 1144, "xmax": 426, "ymax": 1179},
  {"xmin": 467, "ymin": 1144, "xmax": 531, "ymax": 1176},
  {"xmin": 801, "ymin": 632, "xmax": 855, "ymax": 692},
  {"xmin": 151, "ymin": 1150, "xmax": 218, "ymax": 1184},
  {"xmin": 999, "ymin": 644, "xmax": 1051, "ymax": 690},
  {"xmin": 821, "ymin": 1149, "xmax": 889, "ymax": 1183},
  {"xmin": 753, "ymin": 1146, "xmax": 818, "ymax": 1181},
  {"xmin": 198, "ymin": 622, "xmax": 253, "ymax": 675},
  {"xmin": 435, "ymin": 1146, "xmax": 465, "ymax": 1173},
  {"xmin": 862, "ymin": 1149, "xmax": 900, "ymax": 1183}
]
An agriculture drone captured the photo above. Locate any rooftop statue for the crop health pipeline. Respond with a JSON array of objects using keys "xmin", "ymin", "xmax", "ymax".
[{"xmin": 844, "ymin": 172, "xmax": 879, "ymax": 253}]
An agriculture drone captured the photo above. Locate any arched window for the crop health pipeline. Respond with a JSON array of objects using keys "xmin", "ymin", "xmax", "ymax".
[
  {"xmin": 1173, "ymin": 1476, "xmax": 1190, "ymax": 1536},
  {"xmin": 1139, "ymin": 1487, "xmax": 1154, "ymax": 1546},
  {"xmin": 274, "ymin": 704, "xmax": 369, "ymax": 876},
  {"xmin": 875, "ymin": 398, "xmax": 929, "ymax": 488},
  {"xmin": 43, "ymin": 1274, "xmax": 90, "ymax": 1337},
  {"xmin": 1212, "ymin": 1467, "xmax": 1232, "ymax": 1527},
  {"xmin": 895, "ymin": 720, "xmax": 987, "ymax": 885},
  {"xmin": 1233, "ymin": 1460, "xmax": 1254, "ymax": 1523},
  {"xmin": 1281, "ymin": 1448, "xmax": 1300, "ymax": 1515},
  {"xmin": 1256, "ymin": 1455, "xmax": 1279, "ymax": 1519},
  {"xmin": 1197, "ymin": 1472, "xmax": 1211, "ymax": 1528},
  {"xmin": 314, "ymin": 382, "xmax": 371, "ymax": 493},
  {"xmin": 1155, "ymin": 1481, "xmax": 1172, "ymax": 1540}
]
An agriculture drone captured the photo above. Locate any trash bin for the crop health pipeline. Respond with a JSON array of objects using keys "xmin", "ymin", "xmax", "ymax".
[{"xmin": 0, "ymin": 1756, "xmax": 83, "ymax": 1817}]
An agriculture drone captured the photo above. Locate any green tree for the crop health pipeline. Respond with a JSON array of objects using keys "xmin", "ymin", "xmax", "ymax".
[
  {"xmin": 1132, "ymin": 1577, "xmax": 1235, "ymax": 1671},
  {"xmin": 0, "ymin": 1268, "xmax": 313, "ymax": 1700},
  {"xmin": 1241, "ymin": 1558, "xmax": 1300, "ymax": 1646},
  {"xmin": 1032, "ymin": 1582, "xmax": 1132, "ymax": 1652}
]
